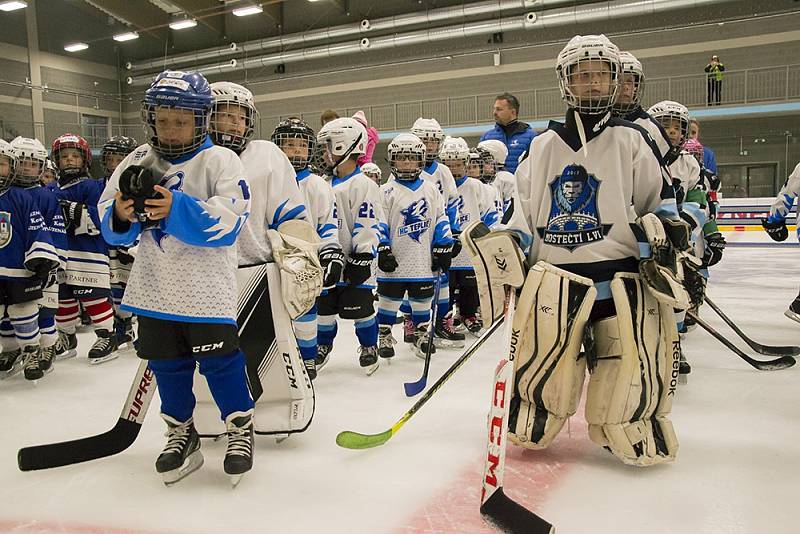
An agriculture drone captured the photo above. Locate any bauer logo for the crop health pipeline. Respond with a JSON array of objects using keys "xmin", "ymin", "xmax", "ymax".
[
  {"xmin": 0, "ymin": 212, "xmax": 11, "ymax": 248},
  {"xmin": 398, "ymin": 198, "xmax": 431, "ymax": 243},
  {"xmin": 539, "ymin": 164, "xmax": 611, "ymax": 251}
]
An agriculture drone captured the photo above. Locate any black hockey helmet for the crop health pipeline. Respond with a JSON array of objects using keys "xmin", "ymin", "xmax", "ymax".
[
  {"xmin": 271, "ymin": 117, "xmax": 316, "ymax": 171},
  {"xmin": 101, "ymin": 135, "xmax": 138, "ymax": 173}
]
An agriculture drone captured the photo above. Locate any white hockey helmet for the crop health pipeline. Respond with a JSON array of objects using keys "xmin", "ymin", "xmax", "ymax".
[
  {"xmin": 361, "ymin": 162, "xmax": 382, "ymax": 184},
  {"xmin": 0, "ymin": 139, "xmax": 16, "ymax": 187},
  {"xmin": 411, "ymin": 118, "xmax": 444, "ymax": 164},
  {"xmin": 209, "ymin": 81, "xmax": 259, "ymax": 152},
  {"xmin": 439, "ymin": 136, "xmax": 470, "ymax": 163},
  {"xmin": 477, "ymin": 139, "xmax": 508, "ymax": 166},
  {"xmin": 647, "ymin": 100, "xmax": 689, "ymax": 147},
  {"xmin": 10, "ymin": 136, "xmax": 47, "ymax": 187},
  {"xmin": 556, "ymin": 34, "xmax": 621, "ymax": 114},
  {"xmin": 317, "ymin": 117, "xmax": 367, "ymax": 160},
  {"xmin": 387, "ymin": 133, "xmax": 426, "ymax": 181},
  {"xmin": 613, "ymin": 51, "xmax": 645, "ymax": 116}
]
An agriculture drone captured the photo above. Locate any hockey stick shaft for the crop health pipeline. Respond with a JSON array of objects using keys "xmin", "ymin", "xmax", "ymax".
[
  {"xmin": 337, "ymin": 315, "xmax": 505, "ymax": 449},
  {"xmin": 704, "ymin": 296, "xmax": 800, "ymax": 356},
  {"xmin": 687, "ymin": 311, "xmax": 795, "ymax": 371},
  {"xmin": 18, "ymin": 360, "xmax": 156, "ymax": 471},
  {"xmin": 404, "ymin": 270, "xmax": 442, "ymax": 397}
]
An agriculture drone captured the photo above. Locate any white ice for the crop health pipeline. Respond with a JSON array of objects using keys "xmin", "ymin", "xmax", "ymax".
[{"xmin": 1, "ymin": 246, "xmax": 798, "ymax": 533}]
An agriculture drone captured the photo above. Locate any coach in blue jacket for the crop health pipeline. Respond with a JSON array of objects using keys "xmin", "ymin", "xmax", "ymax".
[{"xmin": 479, "ymin": 92, "xmax": 536, "ymax": 173}]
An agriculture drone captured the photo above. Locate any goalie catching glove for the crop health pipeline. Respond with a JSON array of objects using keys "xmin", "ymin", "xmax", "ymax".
[
  {"xmin": 266, "ymin": 219, "xmax": 324, "ymax": 319},
  {"xmin": 637, "ymin": 214, "xmax": 698, "ymax": 309}
]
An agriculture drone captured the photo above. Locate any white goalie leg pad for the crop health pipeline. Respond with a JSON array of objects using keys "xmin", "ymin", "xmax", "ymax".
[
  {"xmin": 266, "ymin": 219, "xmax": 324, "ymax": 320},
  {"xmin": 461, "ymin": 221, "xmax": 526, "ymax": 323},
  {"xmin": 508, "ymin": 261, "xmax": 597, "ymax": 450},
  {"xmin": 584, "ymin": 272, "xmax": 680, "ymax": 467}
]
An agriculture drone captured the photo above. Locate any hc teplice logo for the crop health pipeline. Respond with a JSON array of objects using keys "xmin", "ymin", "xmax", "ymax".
[
  {"xmin": 398, "ymin": 198, "xmax": 431, "ymax": 243},
  {"xmin": 0, "ymin": 211, "xmax": 12, "ymax": 249},
  {"xmin": 537, "ymin": 164, "xmax": 612, "ymax": 251}
]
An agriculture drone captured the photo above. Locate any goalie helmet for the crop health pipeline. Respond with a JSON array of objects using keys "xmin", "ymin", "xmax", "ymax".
[
  {"xmin": 209, "ymin": 81, "xmax": 258, "ymax": 153},
  {"xmin": 51, "ymin": 133, "xmax": 91, "ymax": 183},
  {"xmin": 0, "ymin": 139, "xmax": 16, "ymax": 189},
  {"xmin": 475, "ymin": 147, "xmax": 497, "ymax": 184},
  {"xmin": 361, "ymin": 162, "xmax": 382, "ymax": 185},
  {"xmin": 477, "ymin": 139, "xmax": 508, "ymax": 167},
  {"xmin": 613, "ymin": 51, "xmax": 645, "ymax": 116},
  {"xmin": 387, "ymin": 133, "xmax": 426, "ymax": 181},
  {"xmin": 271, "ymin": 117, "xmax": 316, "ymax": 171},
  {"xmin": 556, "ymin": 34, "xmax": 621, "ymax": 114},
  {"xmin": 101, "ymin": 135, "xmax": 137, "ymax": 174},
  {"xmin": 411, "ymin": 117, "xmax": 444, "ymax": 165},
  {"xmin": 317, "ymin": 117, "xmax": 367, "ymax": 173},
  {"xmin": 142, "ymin": 70, "xmax": 214, "ymax": 159},
  {"xmin": 10, "ymin": 136, "xmax": 47, "ymax": 187}
]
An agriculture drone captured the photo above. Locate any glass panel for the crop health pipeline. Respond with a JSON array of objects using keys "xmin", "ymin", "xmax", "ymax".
[{"xmin": 746, "ymin": 164, "xmax": 777, "ymax": 197}]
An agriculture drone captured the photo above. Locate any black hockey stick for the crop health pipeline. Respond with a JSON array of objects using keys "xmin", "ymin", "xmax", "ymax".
[
  {"xmin": 687, "ymin": 311, "xmax": 796, "ymax": 371},
  {"xmin": 18, "ymin": 360, "xmax": 156, "ymax": 471},
  {"xmin": 704, "ymin": 296, "xmax": 800, "ymax": 357},
  {"xmin": 404, "ymin": 270, "xmax": 442, "ymax": 397}
]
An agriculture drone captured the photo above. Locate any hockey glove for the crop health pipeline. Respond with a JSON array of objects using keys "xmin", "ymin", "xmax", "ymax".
[
  {"xmin": 450, "ymin": 232, "xmax": 462, "ymax": 258},
  {"xmin": 26, "ymin": 258, "xmax": 58, "ymax": 288},
  {"xmin": 672, "ymin": 178, "xmax": 685, "ymax": 206},
  {"xmin": 344, "ymin": 252, "xmax": 373, "ymax": 286},
  {"xmin": 119, "ymin": 165, "xmax": 163, "ymax": 224},
  {"xmin": 377, "ymin": 244, "xmax": 398, "ymax": 273},
  {"xmin": 319, "ymin": 248, "xmax": 344, "ymax": 289},
  {"xmin": 431, "ymin": 245, "xmax": 452, "ymax": 272},
  {"xmin": 702, "ymin": 232, "xmax": 726, "ymax": 267},
  {"xmin": 59, "ymin": 200, "xmax": 84, "ymax": 232},
  {"xmin": 116, "ymin": 248, "xmax": 135, "ymax": 265},
  {"xmin": 761, "ymin": 217, "xmax": 788, "ymax": 242},
  {"xmin": 683, "ymin": 263, "xmax": 706, "ymax": 310}
]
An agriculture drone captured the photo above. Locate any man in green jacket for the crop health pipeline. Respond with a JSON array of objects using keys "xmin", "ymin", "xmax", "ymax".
[{"xmin": 704, "ymin": 55, "xmax": 725, "ymax": 106}]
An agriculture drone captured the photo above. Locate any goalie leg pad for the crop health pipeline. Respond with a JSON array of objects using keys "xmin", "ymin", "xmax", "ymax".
[
  {"xmin": 584, "ymin": 272, "xmax": 680, "ymax": 467},
  {"xmin": 461, "ymin": 221, "xmax": 526, "ymax": 324},
  {"xmin": 508, "ymin": 261, "xmax": 597, "ymax": 450},
  {"xmin": 266, "ymin": 219, "xmax": 324, "ymax": 320}
]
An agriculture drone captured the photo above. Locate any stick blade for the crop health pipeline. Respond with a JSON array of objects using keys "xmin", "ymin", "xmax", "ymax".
[
  {"xmin": 750, "ymin": 343, "xmax": 800, "ymax": 357},
  {"xmin": 752, "ymin": 355, "xmax": 796, "ymax": 371},
  {"xmin": 480, "ymin": 488, "xmax": 555, "ymax": 534},
  {"xmin": 403, "ymin": 376, "xmax": 426, "ymax": 397},
  {"xmin": 335, "ymin": 429, "xmax": 393, "ymax": 450}
]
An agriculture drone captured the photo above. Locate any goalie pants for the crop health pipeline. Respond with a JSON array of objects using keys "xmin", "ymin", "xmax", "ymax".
[
  {"xmin": 377, "ymin": 280, "xmax": 434, "ymax": 326},
  {"xmin": 449, "ymin": 269, "xmax": 479, "ymax": 318},
  {"xmin": 137, "ymin": 316, "xmax": 254, "ymax": 422},
  {"xmin": 317, "ymin": 285, "xmax": 378, "ymax": 348}
]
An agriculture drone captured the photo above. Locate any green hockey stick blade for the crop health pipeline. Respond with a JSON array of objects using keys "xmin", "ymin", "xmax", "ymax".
[{"xmin": 336, "ymin": 429, "xmax": 394, "ymax": 449}]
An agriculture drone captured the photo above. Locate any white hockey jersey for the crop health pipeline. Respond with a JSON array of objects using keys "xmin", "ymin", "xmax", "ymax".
[
  {"xmin": 669, "ymin": 151, "xmax": 702, "ymax": 194},
  {"xmin": 236, "ymin": 140, "xmax": 309, "ymax": 265},
  {"xmin": 483, "ymin": 181, "xmax": 503, "ymax": 219},
  {"xmin": 99, "ymin": 140, "xmax": 250, "ymax": 324},
  {"xmin": 295, "ymin": 167, "xmax": 339, "ymax": 250},
  {"xmin": 451, "ymin": 176, "xmax": 500, "ymax": 270},
  {"xmin": 493, "ymin": 170, "xmax": 516, "ymax": 216},
  {"xmin": 769, "ymin": 161, "xmax": 800, "ymax": 222},
  {"xmin": 377, "ymin": 178, "xmax": 452, "ymax": 281},
  {"xmin": 504, "ymin": 110, "xmax": 678, "ymax": 299},
  {"xmin": 626, "ymin": 107, "xmax": 672, "ymax": 162},
  {"xmin": 421, "ymin": 160, "xmax": 462, "ymax": 234}
]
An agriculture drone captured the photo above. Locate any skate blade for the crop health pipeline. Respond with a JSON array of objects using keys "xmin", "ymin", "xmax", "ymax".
[
  {"xmin": 25, "ymin": 366, "xmax": 54, "ymax": 382},
  {"xmin": 678, "ymin": 374, "xmax": 688, "ymax": 385},
  {"xmin": 784, "ymin": 309, "xmax": 800, "ymax": 324},
  {"xmin": 0, "ymin": 363, "xmax": 24, "ymax": 380},
  {"xmin": 162, "ymin": 450, "xmax": 204, "ymax": 486},
  {"xmin": 362, "ymin": 361, "xmax": 380, "ymax": 376},
  {"xmin": 88, "ymin": 352, "xmax": 120, "ymax": 365},
  {"xmin": 315, "ymin": 357, "xmax": 330, "ymax": 371},
  {"xmin": 229, "ymin": 474, "xmax": 244, "ymax": 488},
  {"xmin": 55, "ymin": 349, "xmax": 77, "ymax": 361},
  {"xmin": 275, "ymin": 433, "xmax": 289, "ymax": 444}
]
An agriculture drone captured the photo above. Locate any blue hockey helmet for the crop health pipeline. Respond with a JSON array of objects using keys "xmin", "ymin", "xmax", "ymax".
[{"xmin": 141, "ymin": 70, "xmax": 214, "ymax": 159}]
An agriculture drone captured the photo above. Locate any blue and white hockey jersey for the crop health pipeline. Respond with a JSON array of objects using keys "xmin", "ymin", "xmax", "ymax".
[
  {"xmin": 99, "ymin": 138, "xmax": 250, "ymax": 324},
  {"xmin": 451, "ymin": 176, "xmax": 500, "ymax": 270},
  {"xmin": 19, "ymin": 185, "xmax": 67, "ymax": 270},
  {"xmin": 296, "ymin": 167, "xmax": 339, "ymax": 250},
  {"xmin": 493, "ymin": 170, "xmax": 516, "ymax": 216},
  {"xmin": 769, "ymin": 161, "xmax": 800, "ymax": 227},
  {"xmin": 0, "ymin": 187, "xmax": 59, "ymax": 282},
  {"xmin": 377, "ymin": 178, "xmax": 452, "ymax": 282},
  {"xmin": 421, "ymin": 160, "xmax": 462, "ymax": 234}
]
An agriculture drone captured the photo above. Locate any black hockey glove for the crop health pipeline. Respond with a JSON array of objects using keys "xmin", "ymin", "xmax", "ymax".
[
  {"xmin": 119, "ymin": 165, "xmax": 163, "ymax": 224},
  {"xmin": 761, "ymin": 217, "xmax": 788, "ymax": 242},
  {"xmin": 344, "ymin": 252, "xmax": 374, "ymax": 286},
  {"xmin": 450, "ymin": 232, "xmax": 462, "ymax": 258},
  {"xmin": 26, "ymin": 258, "xmax": 57, "ymax": 288},
  {"xmin": 377, "ymin": 244, "xmax": 398, "ymax": 273},
  {"xmin": 431, "ymin": 245, "xmax": 452, "ymax": 272},
  {"xmin": 116, "ymin": 248, "xmax": 135, "ymax": 265},
  {"xmin": 319, "ymin": 248, "xmax": 344, "ymax": 289},
  {"xmin": 672, "ymin": 178, "xmax": 685, "ymax": 206},
  {"xmin": 702, "ymin": 232, "xmax": 726, "ymax": 268},
  {"xmin": 59, "ymin": 200, "xmax": 85, "ymax": 232},
  {"xmin": 683, "ymin": 263, "xmax": 706, "ymax": 310}
]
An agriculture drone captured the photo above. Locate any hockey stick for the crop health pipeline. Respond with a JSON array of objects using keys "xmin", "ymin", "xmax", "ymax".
[
  {"xmin": 480, "ymin": 287, "xmax": 554, "ymax": 534},
  {"xmin": 687, "ymin": 311, "xmax": 796, "ymax": 371},
  {"xmin": 704, "ymin": 296, "xmax": 800, "ymax": 357},
  {"xmin": 18, "ymin": 360, "xmax": 156, "ymax": 471},
  {"xmin": 337, "ymin": 315, "xmax": 505, "ymax": 449},
  {"xmin": 403, "ymin": 270, "xmax": 442, "ymax": 397}
]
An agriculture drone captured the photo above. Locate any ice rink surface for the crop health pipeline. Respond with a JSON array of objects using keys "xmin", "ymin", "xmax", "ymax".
[{"xmin": 1, "ymin": 246, "xmax": 798, "ymax": 534}]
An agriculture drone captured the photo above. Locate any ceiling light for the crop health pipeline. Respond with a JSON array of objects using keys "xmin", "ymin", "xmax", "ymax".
[
  {"xmin": 169, "ymin": 17, "xmax": 197, "ymax": 30},
  {"xmin": 113, "ymin": 31, "xmax": 139, "ymax": 42},
  {"xmin": 64, "ymin": 42, "xmax": 89, "ymax": 52},
  {"xmin": 0, "ymin": 1, "xmax": 27, "ymax": 11},
  {"xmin": 233, "ymin": 5, "xmax": 263, "ymax": 17}
]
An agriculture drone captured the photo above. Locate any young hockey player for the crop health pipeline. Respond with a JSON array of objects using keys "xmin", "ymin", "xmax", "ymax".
[
  {"xmin": 409, "ymin": 118, "xmax": 464, "ymax": 347},
  {"xmin": 51, "ymin": 133, "xmax": 117, "ymax": 363},
  {"xmin": 361, "ymin": 162, "xmax": 382, "ymax": 186},
  {"xmin": 469, "ymin": 35, "xmax": 697, "ymax": 467},
  {"xmin": 316, "ymin": 117, "xmax": 383, "ymax": 375},
  {"xmin": 270, "ymin": 116, "xmax": 342, "ymax": 380},
  {"xmin": 475, "ymin": 146, "xmax": 505, "ymax": 216},
  {"xmin": 41, "ymin": 159, "xmax": 58, "ymax": 186},
  {"xmin": 0, "ymin": 140, "xmax": 60, "ymax": 380},
  {"xmin": 477, "ymin": 139, "xmax": 516, "ymax": 217},
  {"xmin": 100, "ymin": 135, "xmax": 139, "ymax": 350},
  {"xmin": 99, "ymin": 70, "xmax": 254, "ymax": 486},
  {"xmin": 376, "ymin": 133, "xmax": 453, "ymax": 360}
]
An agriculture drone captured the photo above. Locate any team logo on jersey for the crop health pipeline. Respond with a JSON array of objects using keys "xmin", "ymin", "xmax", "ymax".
[
  {"xmin": 452, "ymin": 195, "xmax": 469, "ymax": 226},
  {"xmin": 538, "ymin": 164, "xmax": 611, "ymax": 251},
  {"xmin": 398, "ymin": 198, "xmax": 431, "ymax": 243},
  {"xmin": 161, "ymin": 171, "xmax": 185, "ymax": 192},
  {"xmin": 0, "ymin": 212, "xmax": 11, "ymax": 248}
]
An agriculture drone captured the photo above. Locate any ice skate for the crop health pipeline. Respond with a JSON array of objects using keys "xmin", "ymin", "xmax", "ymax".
[
  {"xmin": 156, "ymin": 415, "xmax": 203, "ymax": 486},
  {"xmin": 378, "ymin": 325, "xmax": 396, "ymax": 359},
  {"xmin": 88, "ymin": 329, "xmax": 119, "ymax": 364},
  {"xmin": 358, "ymin": 345, "xmax": 379, "ymax": 375},
  {"xmin": 54, "ymin": 331, "xmax": 78, "ymax": 360},
  {"xmin": 224, "ymin": 410, "xmax": 254, "ymax": 488}
]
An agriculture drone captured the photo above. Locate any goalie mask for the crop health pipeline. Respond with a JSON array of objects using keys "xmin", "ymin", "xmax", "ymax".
[
  {"xmin": 0, "ymin": 139, "xmax": 16, "ymax": 189},
  {"xmin": 210, "ymin": 81, "xmax": 258, "ymax": 154},
  {"xmin": 557, "ymin": 34, "xmax": 621, "ymax": 115},
  {"xmin": 316, "ymin": 117, "xmax": 366, "ymax": 175},
  {"xmin": 387, "ymin": 133, "xmax": 426, "ymax": 181},
  {"xmin": 51, "ymin": 133, "xmax": 92, "ymax": 184},
  {"xmin": 9, "ymin": 136, "xmax": 47, "ymax": 188},
  {"xmin": 647, "ymin": 100, "xmax": 689, "ymax": 163},
  {"xmin": 101, "ymin": 135, "xmax": 138, "ymax": 175},
  {"xmin": 613, "ymin": 51, "xmax": 645, "ymax": 116},
  {"xmin": 439, "ymin": 136, "xmax": 470, "ymax": 178},
  {"xmin": 271, "ymin": 117, "xmax": 316, "ymax": 172},
  {"xmin": 411, "ymin": 117, "xmax": 444, "ymax": 166},
  {"xmin": 143, "ymin": 70, "xmax": 213, "ymax": 160}
]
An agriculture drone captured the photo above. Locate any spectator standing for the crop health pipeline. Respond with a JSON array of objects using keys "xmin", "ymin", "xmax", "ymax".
[
  {"xmin": 689, "ymin": 118, "xmax": 717, "ymax": 174},
  {"xmin": 320, "ymin": 109, "xmax": 340, "ymax": 127},
  {"xmin": 704, "ymin": 55, "xmax": 725, "ymax": 106},
  {"xmin": 479, "ymin": 92, "xmax": 535, "ymax": 173}
]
